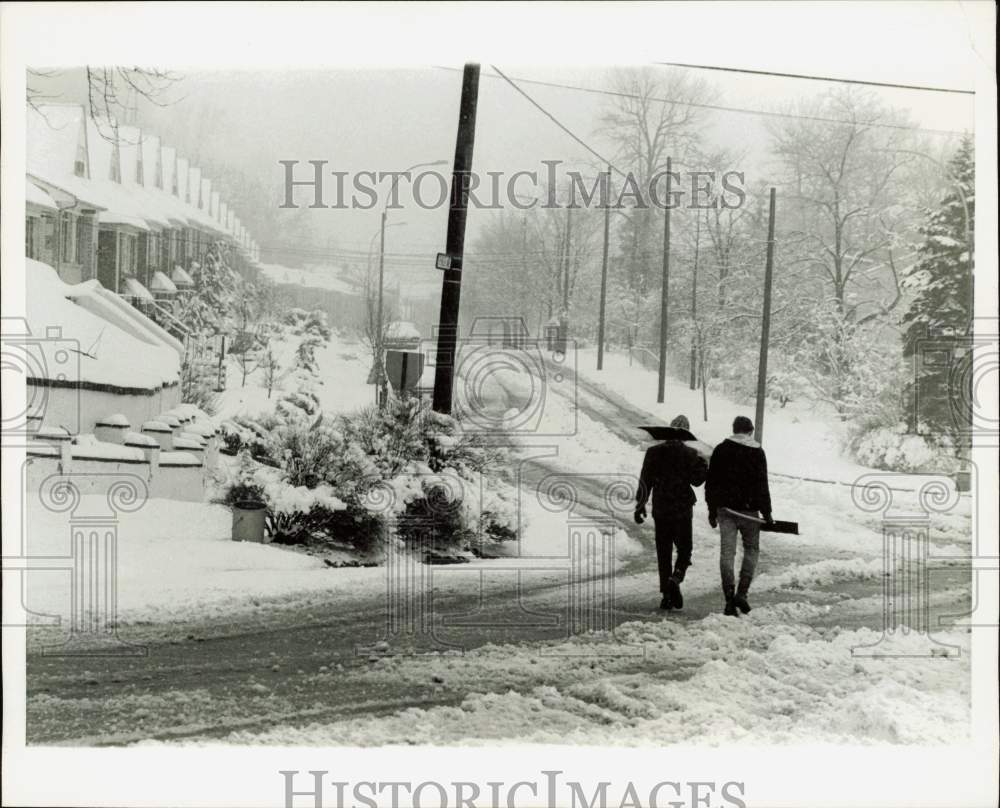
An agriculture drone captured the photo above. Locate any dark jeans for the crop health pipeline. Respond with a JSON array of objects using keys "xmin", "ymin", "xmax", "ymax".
[{"xmin": 653, "ymin": 509, "xmax": 693, "ymax": 592}]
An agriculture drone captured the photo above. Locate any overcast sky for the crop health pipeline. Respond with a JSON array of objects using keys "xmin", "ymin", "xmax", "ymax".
[{"xmin": 18, "ymin": 2, "xmax": 982, "ymax": 286}]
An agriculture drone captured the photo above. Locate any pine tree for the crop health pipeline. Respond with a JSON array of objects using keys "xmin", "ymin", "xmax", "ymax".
[{"xmin": 900, "ymin": 136, "xmax": 974, "ymax": 441}]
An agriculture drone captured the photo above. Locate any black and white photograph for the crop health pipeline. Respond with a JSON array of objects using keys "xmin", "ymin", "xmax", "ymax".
[{"xmin": 1, "ymin": 3, "xmax": 997, "ymax": 807}]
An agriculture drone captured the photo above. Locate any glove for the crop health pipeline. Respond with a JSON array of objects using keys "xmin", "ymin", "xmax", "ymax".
[
  {"xmin": 763, "ymin": 512, "xmax": 774, "ymax": 524},
  {"xmin": 634, "ymin": 507, "xmax": 646, "ymax": 525},
  {"xmin": 708, "ymin": 513, "xmax": 717, "ymax": 529}
]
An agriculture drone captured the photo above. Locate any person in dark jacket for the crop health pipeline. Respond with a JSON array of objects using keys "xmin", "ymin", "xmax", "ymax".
[
  {"xmin": 705, "ymin": 415, "xmax": 772, "ymax": 617},
  {"xmin": 635, "ymin": 415, "xmax": 709, "ymax": 610}
]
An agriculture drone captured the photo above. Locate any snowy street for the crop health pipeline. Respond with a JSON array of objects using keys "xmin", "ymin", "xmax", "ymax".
[
  {"xmin": 8, "ymin": 30, "xmax": 994, "ymax": 808},
  {"xmin": 25, "ymin": 340, "xmax": 973, "ymax": 746}
]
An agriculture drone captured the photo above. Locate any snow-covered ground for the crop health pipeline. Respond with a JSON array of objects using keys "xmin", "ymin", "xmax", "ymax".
[
  {"xmin": 22, "ymin": 490, "xmax": 640, "ymax": 632},
  {"xmin": 222, "ymin": 613, "xmax": 969, "ymax": 746},
  {"xmin": 574, "ymin": 347, "xmax": 913, "ymax": 484},
  {"xmin": 24, "ymin": 335, "xmax": 972, "ymax": 747},
  {"xmin": 213, "ymin": 326, "xmax": 373, "ymax": 421}
]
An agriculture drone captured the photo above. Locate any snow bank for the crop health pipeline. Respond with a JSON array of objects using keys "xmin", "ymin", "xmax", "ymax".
[
  {"xmin": 26, "ymin": 260, "xmax": 180, "ymax": 391},
  {"xmin": 221, "ymin": 610, "xmax": 969, "ymax": 747}
]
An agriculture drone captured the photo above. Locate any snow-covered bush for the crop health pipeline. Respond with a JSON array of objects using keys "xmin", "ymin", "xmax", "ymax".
[
  {"xmin": 220, "ymin": 397, "xmax": 519, "ymax": 559},
  {"xmin": 220, "ymin": 449, "xmax": 350, "ymax": 546},
  {"xmin": 283, "ymin": 308, "xmax": 332, "ymax": 340},
  {"xmin": 850, "ymin": 422, "xmax": 960, "ymax": 474}
]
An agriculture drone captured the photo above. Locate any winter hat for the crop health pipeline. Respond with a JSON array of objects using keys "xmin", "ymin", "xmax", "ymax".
[
  {"xmin": 732, "ymin": 415, "xmax": 754, "ymax": 434},
  {"xmin": 670, "ymin": 414, "xmax": 690, "ymax": 431}
]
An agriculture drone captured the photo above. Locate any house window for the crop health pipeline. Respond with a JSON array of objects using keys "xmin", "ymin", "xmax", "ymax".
[
  {"xmin": 75, "ymin": 217, "xmax": 89, "ymax": 266},
  {"xmin": 26, "ymin": 217, "xmax": 36, "ymax": 259},
  {"xmin": 60, "ymin": 212, "xmax": 76, "ymax": 263}
]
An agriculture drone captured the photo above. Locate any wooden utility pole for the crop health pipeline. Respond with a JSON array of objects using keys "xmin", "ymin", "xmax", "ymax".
[
  {"xmin": 597, "ymin": 167, "xmax": 611, "ymax": 370},
  {"xmin": 432, "ymin": 63, "xmax": 480, "ymax": 415},
  {"xmin": 563, "ymin": 203, "xmax": 573, "ymax": 313},
  {"xmin": 754, "ymin": 187, "xmax": 777, "ymax": 444},
  {"xmin": 689, "ymin": 214, "xmax": 700, "ymax": 389},
  {"xmin": 656, "ymin": 156, "xmax": 672, "ymax": 404}
]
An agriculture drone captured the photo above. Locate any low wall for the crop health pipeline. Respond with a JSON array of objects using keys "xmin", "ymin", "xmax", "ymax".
[
  {"xmin": 25, "ymin": 447, "xmax": 205, "ymax": 502},
  {"xmin": 33, "ymin": 383, "xmax": 181, "ymax": 435}
]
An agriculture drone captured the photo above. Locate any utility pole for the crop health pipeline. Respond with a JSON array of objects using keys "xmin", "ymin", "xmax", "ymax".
[
  {"xmin": 376, "ymin": 208, "xmax": 387, "ymax": 407},
  {"xmin": 689, "ymin": 214, "xmax": 700, "ymax": 389},
  {"xmin": 562, "ymin": 202, "xmax": 572, "ymax": 326},
  {"xmin": 597, "ymin": 166, "xmax": 611, "ymax": 371},
  {"xmin": 754, "ymin": 187, "xmax": 777, "ymax": 444},
  {"xmin": 656, "ymin": 156, "xmax": 672, "ymax": 404},
  {"xmin": 432, "ymin": 63, "xmax": 480, "ymax": 415}
]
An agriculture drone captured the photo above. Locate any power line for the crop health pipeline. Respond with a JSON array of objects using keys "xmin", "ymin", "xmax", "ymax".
[
  {"xmin": 435, "ymin": 65, "xmax": 966, "ymax": 137},
  {"xmin": 658, "ymin": 61, "xmax": 975, "ymax": 96},
  {"xmin": 489, "ymin": 64, "xmax": 628, "ymax": 178}
]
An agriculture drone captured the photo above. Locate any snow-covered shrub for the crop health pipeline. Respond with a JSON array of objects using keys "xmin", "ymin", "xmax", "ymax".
[
  {"xmin": 281, "ymin": 390, "xmax": 319, "ymax": 417},
  {"xmin": 850, "ymin": 422, "xmax": 960, "ymax": 474},
  {"xmin": 283, "ymin": 308, "xmax": 332, "ymax": 339},
  {"xmin": 294, "ymin": 334, "xmax": 325, "ymax": 374},
  {"xmin": 219, "ymin": 449, "xmax": 350, "ymax": 545},
  {"xmin": 221, "ymin": 397, "xmax": 519, "ymax": 559}
]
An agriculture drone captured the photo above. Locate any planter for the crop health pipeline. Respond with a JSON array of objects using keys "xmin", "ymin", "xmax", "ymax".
[{"xmin": 232, "ymin": 500, "xmax": 268, "ymax": 543}]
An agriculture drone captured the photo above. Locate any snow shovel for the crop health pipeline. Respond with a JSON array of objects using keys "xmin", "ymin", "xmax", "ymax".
[{"xmin": 719, "ymin": 507, "xmax": 799, "ymax": 535}]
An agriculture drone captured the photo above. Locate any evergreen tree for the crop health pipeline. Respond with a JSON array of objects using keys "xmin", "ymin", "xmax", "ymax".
[{"xmin": 900, "ymin": 136, "xmax": 974, "ymax": 442}]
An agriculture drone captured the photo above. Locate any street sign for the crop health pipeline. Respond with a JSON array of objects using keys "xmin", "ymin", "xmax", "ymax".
[
  {"xmin": 385, "ymin": 350, "xmax": 425, "ymax": 394},
  {"xmin": 435, "ymin": 253, "xmax": 462, "ymax": 272}
]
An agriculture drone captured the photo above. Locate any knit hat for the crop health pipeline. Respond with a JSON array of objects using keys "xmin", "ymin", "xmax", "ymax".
[
  {"xmin": 733, "ymin": 415, "xmax": 754, "ymax": 434},
  {"xmin": 670, "ymin": 414, "xmax": 690, "ymax": 431}
]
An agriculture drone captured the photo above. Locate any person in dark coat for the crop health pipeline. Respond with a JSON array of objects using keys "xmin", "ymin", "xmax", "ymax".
[
  {"xmin": 705, "ymin": 415, "xmax": 772, "ymax": 617},
  {"xmin": 635, "ymin": 415, "xmax": 709, "ymax": 610}
]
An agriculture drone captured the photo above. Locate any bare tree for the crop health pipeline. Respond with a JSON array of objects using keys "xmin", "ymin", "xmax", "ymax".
[
  {"xmin": 26, "ymin": 66, "xmax": 183, "ymax": 143},
  {"xmin": 261, "ymin": 346, "xmax": 281, "ymax": 399},
  {"xmin": 598, "ymin": 66, "xmax": 716, "ymax": 347},
  {"xmin": 766, "ymin": 87, "xmax": 923, "ymax": 323}
]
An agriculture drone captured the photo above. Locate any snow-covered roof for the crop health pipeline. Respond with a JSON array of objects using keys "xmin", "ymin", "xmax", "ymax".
[
  {"xmin": 26, "ymin": 259, "xmax": 180, "ymax": 392},
  {"xmin": 122, "ymin": 277, "xmax": 155, "ymax": 302},
  {"xmin": 98, "ymin": 207, "xmax": 151, "ymax": 232},
  {"xmin": 85, "ymin": 115, "xmax": 120, "ymax": 182},
  {"xmin": 27, "ymin": 105, "xmax": 87, "ymax": 180},
  {"xmin": 161, "ymin": 145, "xmax": 177, "ymax": 194},
  {"xmin": 176, "ymin": 157, "xmax": 190, "ymax": 203},
  {"xmin": 26, "ymin": 180, "xmax": 58, "ymax": 211},
  {"xmin": 171, "ymin": 266, "xmax": 195, "ymax": 287},
  {"xmin": 140, "ymin": 133, "xmax": 163, "ymax": 191},
  {"xmin": 150, "ymin": 270, "xmax": 178, "ymax": 294},
  {"xmin": 64, "ymin": 277, "xmax": 183, "ymax": 356}
]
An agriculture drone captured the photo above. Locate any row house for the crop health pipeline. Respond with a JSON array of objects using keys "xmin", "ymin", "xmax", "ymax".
[{"xmin": 26, "ymin": 103, "xmax": 257, "ymax": 332}]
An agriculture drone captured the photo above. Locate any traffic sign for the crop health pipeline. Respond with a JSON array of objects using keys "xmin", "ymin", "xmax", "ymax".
[
  {"xmin": 435, "ymin": 253, "xmax": 462, "ymax": 271},
  {"xmin": 385, "ymin": 350, "xmax": 425, "ymax": 394}
]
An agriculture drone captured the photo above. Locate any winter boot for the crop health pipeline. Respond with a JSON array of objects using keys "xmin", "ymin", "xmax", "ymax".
[
  {"xmin": 723, "ymin": 584, "xmax": 739, "ymax": 617},
  {"xmin": 659, "ymin": 593, "xmax": 675, "ymax": 611},
  {"xmin": 666, "ymin": 574, "xmax": 684, "ymax": 610},
  {"xmin": 734, "ymin": 575, "xmax": 752, "ymax": 614}
]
